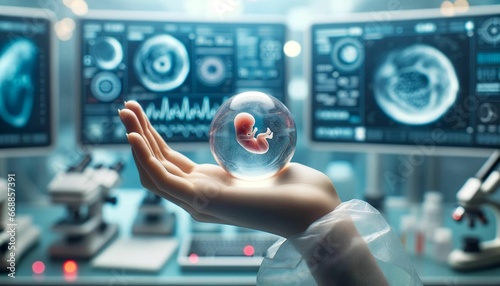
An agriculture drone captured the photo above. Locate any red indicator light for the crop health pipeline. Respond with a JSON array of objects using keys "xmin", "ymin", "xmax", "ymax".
[
  {"xmin": 189, "ymin": 253, "xmax": 199, "ymax": 264},
  {"xmin": 243, "ymin": 245, "xmax": 255, "ymax": 256},
  {"xmin": 63, "ymin": 260, "xmax": 77, "ymax": 274},
  {"xmin": 32, "ymin": 261, "xmax": 45, "ymax": 274},
  {"xmin": 453, "ymin": 207, "xmax": 465, "ymax": 221}
]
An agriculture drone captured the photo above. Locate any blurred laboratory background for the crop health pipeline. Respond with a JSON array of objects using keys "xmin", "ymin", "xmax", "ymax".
[{"xmin": 0, "ymin": 0, "xmax": 500, "ymax": 285}]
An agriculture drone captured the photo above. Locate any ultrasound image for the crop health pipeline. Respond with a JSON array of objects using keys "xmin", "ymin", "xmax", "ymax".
[
  {"xmin": 133, "ymin": 34, "xmax": 190, "ymax": 92},
  {"xmin": 0, "ymin": 38, "xmax": 37, "ymax": 128},
  {"xmin": 93, "ymin": 36, "xmax": 123, "ymax": 70},
  {"xmin": 373, "ymin": 44, "xmax": 459, "ymax": 125}
]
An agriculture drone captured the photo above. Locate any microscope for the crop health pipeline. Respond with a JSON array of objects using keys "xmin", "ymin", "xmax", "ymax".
[
  {"xmin": 132, "ymin": 192, "xmax": 175, "ymax": 236},
  {"xmin": 48, "ymin": 154, "xmax": 124, "ymax": 259},
  {"xmin": 449, "ymin": 150, "xmax": 500, "ymax": 271}
]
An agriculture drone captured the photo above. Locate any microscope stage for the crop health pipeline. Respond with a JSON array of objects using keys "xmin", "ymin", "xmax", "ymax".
[
  {"xmin": 49, "ymin": 223, "xmax": 118, "ymax": 259},
  {"xmin": 132, "ymin": 212, "xmax": 175, "ymax": 236},
  {"xmin": 52, "ymin": 215, "xmax": 100, "ymax": 236}
]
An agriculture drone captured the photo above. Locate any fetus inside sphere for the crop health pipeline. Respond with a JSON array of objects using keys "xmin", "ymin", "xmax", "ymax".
[{"xmin": 209, "ymin": 91, "xmax": 296, "ymax": 180}]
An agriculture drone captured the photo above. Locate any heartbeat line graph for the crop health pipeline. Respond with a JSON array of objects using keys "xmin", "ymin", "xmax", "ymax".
[
  {"xmin": 144, "ymin": 96, "xmax": 222, "ymax": 122},
  {"xmin": 154, "ymin": 123, "xmax": 210, "ymax": 139}
]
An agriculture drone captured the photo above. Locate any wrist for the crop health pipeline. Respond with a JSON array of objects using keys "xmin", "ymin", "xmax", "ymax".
[{"xmin": 287, "ymin": 202, "xmax": 390, "ymax": 286}]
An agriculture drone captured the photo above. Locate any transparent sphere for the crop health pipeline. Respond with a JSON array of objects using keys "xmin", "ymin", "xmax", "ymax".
[{"xmin": 209, "ymin": 91, "xmax": 296, "ymax": 180}]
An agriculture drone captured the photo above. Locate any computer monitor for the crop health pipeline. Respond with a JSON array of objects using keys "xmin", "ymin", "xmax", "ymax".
[
  {"xmin": 308, "ymin": 6, "xmax": 500, "ymax": 155},
  {"xmin": 0, "ymin": 7, "xmax": 56, "ymax": 156},
  {"xmin": 78, "ymin": 12, "xmax": 287, "ymax": 147}
]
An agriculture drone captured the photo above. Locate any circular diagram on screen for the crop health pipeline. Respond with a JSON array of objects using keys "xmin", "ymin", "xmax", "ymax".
[
  {"xmin": 134, "ymin": 34, "xmax": 190, "ymax": 92},
  {"xmin": 92, "ymin": 37, "xmax": 123, "ymax": 70},
  {"xmin": 373, "ymin": 44, "xmax": 458, "ymax": 125},
  {"xmin": 91, "ymin": 72, "xmax": 122, "ymax": 102},
  {"xmin": 0, "ymin": 38, "xmax": 37, "ymax": 128},
  {"xmin": 197, "ymin": 56, "xmax": 227, "ymax": 86},
  {"xmin": 479, "ymin": 17, "xmax": 500, "ymax": 45},
  {"xmin": 331, "ymin": 38, "xmax": 364, "ymax": 72},
  {"xmin": 479, "ymin": 103, "xmax": 498, "ymax": 123}
]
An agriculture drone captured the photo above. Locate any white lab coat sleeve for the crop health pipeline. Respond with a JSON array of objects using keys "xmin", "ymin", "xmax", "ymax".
[{"xmin": 256, "ymin": 199, "xmax": 423, "ymax": 286}]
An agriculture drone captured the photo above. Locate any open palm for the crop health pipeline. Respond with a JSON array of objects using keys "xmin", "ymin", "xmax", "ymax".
[{"xmin": 119, "ymin": 101, "xmax": 341, "ymax": 238}]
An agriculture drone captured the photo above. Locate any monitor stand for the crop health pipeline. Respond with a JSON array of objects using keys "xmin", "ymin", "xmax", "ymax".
[
  {"xmin": 367, "ymin": 152, "xmax": 435, "ymax": 212},
  {"xmin": 363, "ymin": 153, "xmax": 386, "ymax": 212},
  {"xmin": 132, "ymin": 192, "xmax": 175, "ymax": 236}
]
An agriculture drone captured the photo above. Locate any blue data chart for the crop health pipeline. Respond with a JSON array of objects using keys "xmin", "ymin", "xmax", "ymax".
[{"xmin": 79, "ymin": 18, "xmax": 286, "ymax": 145}]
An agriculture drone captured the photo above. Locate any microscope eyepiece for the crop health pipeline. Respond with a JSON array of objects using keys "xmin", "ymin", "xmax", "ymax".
[
  {"xmin": 475, "ymin": 150, "xmax": 500, "ymax": 182},
  {"xmin": 67, "ymin": 154, "xmax": 92, "ymax": 173}
]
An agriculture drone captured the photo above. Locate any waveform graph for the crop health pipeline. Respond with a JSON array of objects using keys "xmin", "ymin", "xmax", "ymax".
[
  {"xmin": 154, "ymin": 123, "xmax": 210, "ymax": 140},
  {"xmin": 141, "ymin": 96, "xmax": 226, "ymax": 142}
]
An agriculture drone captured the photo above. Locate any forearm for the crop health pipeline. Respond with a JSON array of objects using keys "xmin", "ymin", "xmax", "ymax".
[
  {"xmin": 257, "ymin": 200, "xmax": 421, "ymax": 286},
  {"xmin": 291, "ymin": 218, "xmax": 389, "ymax": 286}
]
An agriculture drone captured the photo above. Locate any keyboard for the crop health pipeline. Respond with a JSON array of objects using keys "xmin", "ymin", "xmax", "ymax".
[{"xmin": 178, "ymin": 233, "xmax": 280, "ymax": 270}]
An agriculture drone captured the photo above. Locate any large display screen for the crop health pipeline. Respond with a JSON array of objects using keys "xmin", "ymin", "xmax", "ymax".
[
  {"xmin": 310, "ymin": 10, "xmax": 500, "ymax": 151},
  {"xmin": 0, "ymin": 11, "xmax": 53, "ymax": 152},
  {"xmin": 79, "ymin": 17, "xmax": 286, "ymax": 146}
]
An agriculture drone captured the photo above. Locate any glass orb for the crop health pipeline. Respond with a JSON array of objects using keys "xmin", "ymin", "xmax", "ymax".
[{"xmin": 209, "ymin": 91, "xmax": 296, "ymax": 180}]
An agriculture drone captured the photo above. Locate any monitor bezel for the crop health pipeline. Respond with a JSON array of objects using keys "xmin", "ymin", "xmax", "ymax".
[
  {"xmin": 76, "ymin": 11, "xmax": 289, "ymax": 151},
  {"xmin": 305, "ymin": 5, "xmax": 500, "ymax": 157},
  {"xmin": 0, "ymin": 6, "xmax": 58, "ymax": 158}
]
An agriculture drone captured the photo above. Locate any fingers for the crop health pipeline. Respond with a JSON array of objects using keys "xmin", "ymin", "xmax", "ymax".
[
  {"xmin": 119, "ymin": 108, "xmax": 186, "ymax": 177},
  {"xmin": 127, "ymin": 132, "xmax": 195, "ymax": 202},
  {"xmin": 130, "ymin": 150, "xmax": 228, "ymax": 224},
  {"xmin": 118, "ymin": 108, "xmax": 154, "ymax": 155},
  {"xmin": 118, "ymin": 108, "xmax": 143, "ymax": 134},
  {"xmin": 120, "ymin": 102, "xmax": 224, "ymax": 223},
  {"xmin": 124, "ymin": 101, "xmax": 196, "ymax": 173},
  {"xmin": 119, "ymin": 107, "xmax": 164, "ymax": 161},
  {"xmin": 131, "ymin": 149, "xmax": 184, "ymax": 201}
]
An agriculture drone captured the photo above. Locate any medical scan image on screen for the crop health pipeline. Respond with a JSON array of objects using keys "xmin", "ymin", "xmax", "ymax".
[
  {"xmin": 80, "ymin": 19, "xmax": 286, "ymax": 145},
  {"xmin": 365, "ymin": 33, "xmax": 469, "ymax": 129},
  {"xmin": 311, "ymin": 14, "xmax": 500, "ymax": 148},
  {"xmin": 372, "ymin": 43, "xmax": 459, "ymax": 125},
  {"xmin": 0, "ymin": 15, "xmax": 52, "ymax": 149}
]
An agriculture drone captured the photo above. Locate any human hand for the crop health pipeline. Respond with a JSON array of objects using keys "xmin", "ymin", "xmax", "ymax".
[{"xmin": 119, "ymin": 101, "xmax": 341, "ymax": 238}]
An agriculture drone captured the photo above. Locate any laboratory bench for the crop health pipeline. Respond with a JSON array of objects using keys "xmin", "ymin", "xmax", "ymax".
[{"xmin": 1, "ymin": 189, "xmax": 499, "ymax": 286}]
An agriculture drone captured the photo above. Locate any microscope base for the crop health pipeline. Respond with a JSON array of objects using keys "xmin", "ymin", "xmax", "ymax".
[
  {"xmin": 0, "ymin": 224, "xmax": 40, "ymax": 268},
  {"xmin": 132, "ymin": 212, "xmax": 175, "ymax": 236},
  {"xmin": 49, "ymin": 223, "xmax": 118, "ymax": 259},
  {"xmin": 448, "ymin": 240, "xmax": 500, "ymax": 271}
]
